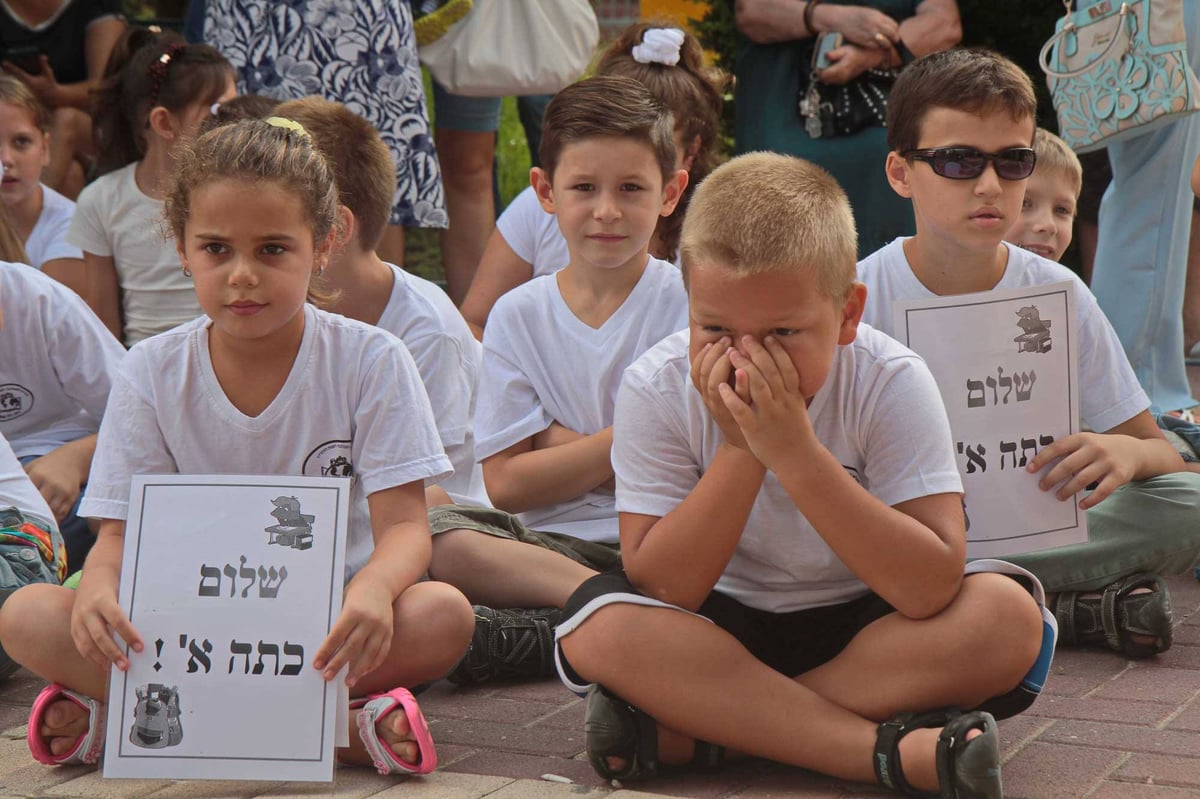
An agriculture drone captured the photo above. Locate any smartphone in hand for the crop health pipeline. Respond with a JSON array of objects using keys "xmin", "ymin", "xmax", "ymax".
[
  {"xmin": 813, "ymin": 31, "xmax": 844, "ymax": 72},
  {"xmin": 4, "ymin": 46, "xmax": 43, "ymax": 75}
]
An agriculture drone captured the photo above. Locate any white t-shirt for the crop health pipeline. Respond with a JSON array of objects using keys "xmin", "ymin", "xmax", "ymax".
[
  {"xmin": 67, "ymin": 163, "xmax": 203, "ymax": 347},
  {"xmin": 495, "ymin": 186, "xmax": 570, "ymax": 280},
  {"xmin": 475, "ymin": 256, "xmax": 689, "ymax": 541},
  {"xmin": 25, "ymin": 184, "xmax": 82, "ymax": 269},
  {"xmin": 857, "ymin": 238, "xmax": 1149, "ymax": 433},
  {"xmin": 79, "ymin": 304, "xmax": 452, "ymax": 581},
  {"xmin": 377, "ymin": 263, "xmax": 487, "ymax": 506},
  {"xmin": 0, "ymin": 430, "xmax": 55, "ymax": 528},
  {"xmin": 0, "ymin": 263, "xmax": 124, "ymax": 459},
  {"xmin": 614, "ymin": 326, "xmax": 963, "ymax": 612}
]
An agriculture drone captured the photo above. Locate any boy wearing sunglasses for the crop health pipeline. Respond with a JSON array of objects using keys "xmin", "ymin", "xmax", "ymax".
[{"xmin": 858, "ymin": 48, "xmax": 1200, "ymax": 659}]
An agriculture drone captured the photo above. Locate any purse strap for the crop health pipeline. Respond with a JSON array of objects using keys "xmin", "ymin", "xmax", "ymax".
[{"xmin": 1038, "ymin": 0, "xmax": 1132, "ymax": 79}]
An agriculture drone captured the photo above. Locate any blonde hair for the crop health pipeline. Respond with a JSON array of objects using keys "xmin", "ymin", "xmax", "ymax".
[
  {"xmin": 0, "ymin": 203, "xmax": 29, "ymax": 263},
  {"xmin": 164, "ymin": 119, "xmax": 341, "ymax": 302},
  {"xmin": 681, "ymin": 152, "xmax": 857, "ymax": 300},
  {"xmin": 1032, "ymin": 128, "xmax": 1083, "ymax": 198},
  {"xmin": 0, "ymin": 75, "xmax": 49, "ymax": 132}
]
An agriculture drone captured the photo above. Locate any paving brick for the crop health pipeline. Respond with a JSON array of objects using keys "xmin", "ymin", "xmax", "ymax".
[
  {"xmin": 425, "ymin": 743, "xmax": 478, "ymax": 769},
  {"xmin": 366, "ymin": 772, "xmax": 514, "ymax": 799},
  {"xmin": 132, "ymin": 780, "xmax": 286, "ymax": 798},
  {"xmin": 43, "ymin": 771, "xmax": 169, "ymax": 797},
  {"xmin": 254, "ymin": 768, "xmax": 394, "ymax": 798},
  {"xmin": 442, "ymin": 750, "xmax": 602, "ymax": 786},
  {"xmin": 0, "ymin": 762, "xmax": 92, "ymax": 795},
  {"xmin": 996, "ymin": 714, "xmax": 1053, "ymax": 759},
  {"xmin": 615, "ymin": 759, "xmax": 773, "ymax": 799},
  {"xmin": 1024, "ymin": 695, "xmax": 1175, "ymax": 725},
  {"xmin": 1116, "ymin": 754, "xmax": 1200, "ymax": 789},
  {"xmin": 484, "ymin": 779, "xmax": 614, "ymax": 798},
  {"xmin": 423, "ymin": 690, "xmax": 564, "ymax": 726},
  {"xmin": 1088, "ymin": 782, "xmax": 1200, "ymax": 799},
  {"xmin": 610, "ymin": 790, "xmax": 704, "ymax": 799},
  {"xmin": 725, "ymin": 765, "xmax": 858, "ymax": 798},
  {"xmin": 999, "ymin": 740, "xmax": 1121, "ymax": 799},
  {"xmin": 1149, "ymin": 645, "xmax": 1200, "ymax": 672},
  {"xmin": 1041, "ymin": 720, "xmax": 1200, "ymax": 755},
  {"xmin": 1042, "ymin": 649, "xmax": 1129, "ymax": 697},
  {"xmin": 0, "ymin": 705, "xmax": 29, "ymax": 733},
  {"xmin": 535, "ymin": 701, "xmax": 586, "ymax": 731},
  {"xmin": 429, "ymin": 718, "xmax": 583, "ymax": 758},
  {"xmin": 1167, "ymin": 699, "xmax": 1200, "ymax": 732},
  {"xmin": 1090, "ymin": 666, "xmax": 1200, "ymax": 705},
  {"xmin": 487, "ymin": 680, "xmax": 578, "ymax": 704}
]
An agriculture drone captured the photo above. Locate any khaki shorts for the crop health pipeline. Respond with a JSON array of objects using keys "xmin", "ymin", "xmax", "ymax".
[{"xmin": 427, "ymin": 504, "xmax": 622, "ymax": 573}]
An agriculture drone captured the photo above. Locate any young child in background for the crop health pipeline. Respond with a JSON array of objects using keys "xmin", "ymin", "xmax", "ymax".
[
  {"xmin": 68, "ymin": 29, "xmax": 236, "ymax": 346},
  {"xmin": 429, "ymin": 76, "xmax": 690, "ymax": 685},
  {"xmin": 1007, "ymin": 128, "xmax": 1080, "ymax": 262},
  {"xmin": 555, "ymin": 152, "xmax": 1042, "ymax": 797},
  {"xmin": 459, "ymin": 23, "xmax": 725, "ymax": 337},
  {"xmin": 274, "ymin": 95, "xmax": 487, "ymax": 508},
  {"xmin": 858, "ymin": 48, "xmax": 1200, "ymax": 658},
  {"xmin": 0, "ymin": 430, "xmax": 68, "ymax": 680},
  {"xmin": 0, "ymin": 119, "xmax": 473, "ymax": 773},
  {"xmin": 0, "ymin": 257, "xmax": 123, "ymax": 576},
  {"xmin": 0, "ymin": 76, "xmax": 83, "ymax": 297}
]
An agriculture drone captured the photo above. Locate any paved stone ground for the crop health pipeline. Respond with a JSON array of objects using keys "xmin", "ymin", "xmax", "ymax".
[{"xmin": 3, "ymin": 378, "xmax": 1200, "ymax": 799}]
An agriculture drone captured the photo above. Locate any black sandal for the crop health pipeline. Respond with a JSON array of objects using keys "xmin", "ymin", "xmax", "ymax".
[
  {"xmin": 1052, "ymin": 573, "xmax": 1173, "ymax": 658},
  {"xmin": 583, "ymin": 684, "xmax": 724, "ymax": 781},
  {"xmin": 874, "ymin": 708, "xmax": 1002, "ymax": 798}
]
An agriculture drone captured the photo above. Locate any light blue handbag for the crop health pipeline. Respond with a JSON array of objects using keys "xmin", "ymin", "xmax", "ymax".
[{"xmin": 1039, "ymin": 0, "xmax": 1200, "ymax": 153}]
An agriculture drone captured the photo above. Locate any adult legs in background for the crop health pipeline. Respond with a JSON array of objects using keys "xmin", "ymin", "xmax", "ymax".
[
  {"xmin": 1089, "ymin": 0, "xmax": 1200, "ymax": 412},
  {"xmin": 431, "ymin": 81, "xmax": 502, "ymax": 304}
]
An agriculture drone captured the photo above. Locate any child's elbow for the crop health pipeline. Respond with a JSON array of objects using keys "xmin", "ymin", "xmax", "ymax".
[{"xmin": 893, "ymin": 570, "xmax": 963, "ymax": 620}]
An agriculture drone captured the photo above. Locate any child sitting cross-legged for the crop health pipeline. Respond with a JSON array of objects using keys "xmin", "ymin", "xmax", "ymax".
[
  {"xmin": 555, "ymin": 151, "xmax": 1047, "ymax": 798},
  {"xmin": 428, "ymin": 75, "xmax": 691, "ymax": 685},
  {"xmin": 857, "ymin": 49, "xmax": 1200, "ymax": 659},
  {"xmin": 0, "ymin": 118, "xmax": 473, "ymax": 774}
]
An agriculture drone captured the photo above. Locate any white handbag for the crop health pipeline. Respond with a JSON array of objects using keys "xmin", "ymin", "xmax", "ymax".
[{"xmin": 419, "ymin": 0, "xmax": 599, "ymax": 97}]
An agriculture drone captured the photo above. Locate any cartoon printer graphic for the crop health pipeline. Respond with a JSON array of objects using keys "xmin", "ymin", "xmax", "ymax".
[
  {"xmin": 129, "ymin": 684, "xmax": 183, "ymax": 749},
  {"xmin": 1014, "ymin": 305, "xmax": 1052, "ymax": 354},
  {"xmin": 264, "ymin": 495, "xmax": 314, "ymax": 550}
]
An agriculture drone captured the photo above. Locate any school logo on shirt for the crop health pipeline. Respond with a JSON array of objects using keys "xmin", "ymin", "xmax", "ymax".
[
  {"xmin": 0, "ymin": 384, "xmax": 32, "ymax": 422},
  {"xmin": 303, "ymin": 440, "xmax": 354, "ymax": 478}
]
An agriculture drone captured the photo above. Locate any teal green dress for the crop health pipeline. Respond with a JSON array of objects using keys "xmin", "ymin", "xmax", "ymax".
[{"xmin": 735, "ymin": 0, "xmax": 918, "ymax": 257}]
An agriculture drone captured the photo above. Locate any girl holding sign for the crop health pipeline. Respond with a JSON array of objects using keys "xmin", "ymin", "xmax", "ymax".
[{"xmin": 0, "ymin": 118, "xmax": 475, "ymax": 775}]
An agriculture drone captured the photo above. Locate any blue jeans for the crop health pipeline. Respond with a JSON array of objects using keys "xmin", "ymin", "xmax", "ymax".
[{"xmin": 1089, "ymin": 0, "xmax": 1200, "ymax": 412}]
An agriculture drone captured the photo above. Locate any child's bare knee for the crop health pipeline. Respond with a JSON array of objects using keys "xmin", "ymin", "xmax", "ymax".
[
  {"xmin": 559, "ymin": 604, "xmax": 638, "ymax": 684},
  {"xmin": 0, "ymin": 584, "xmax": 68, "ymax": 659},
  {"xmin": 961, "ymin": 573, "xmax": 1042, "ymax": 665}
]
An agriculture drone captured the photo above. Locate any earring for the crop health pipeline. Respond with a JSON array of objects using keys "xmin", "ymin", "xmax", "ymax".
[
  {"xmin": 182, "ymin": 267, "xmax": 192, "ymax": 277},
  {"xmin": 316, "ymin": 264, "xmax": 326, "ymax": 277}
]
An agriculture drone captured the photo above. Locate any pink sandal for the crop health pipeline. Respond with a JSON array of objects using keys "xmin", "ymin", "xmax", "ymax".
[
  {"xmin": 27, "ymin": 683, "xmax": 105, "ymax": 766},
  {"xmin": 350, "ymin": 687, "xmax": 437, "ymax": 775}
]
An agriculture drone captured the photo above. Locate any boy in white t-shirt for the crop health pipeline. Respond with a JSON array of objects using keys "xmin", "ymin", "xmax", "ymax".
[
  {"xmin": 274, "ymin": 96, "xmax": 488, "ymax": 509},
  {"xmin": 0, "ymin": 264, "xmax": 124, "ymax": 574},
  {"xmin": 857, "ymin": 49, "xmax": 1200, "ymax": 659},
  {"xmin": 428, "ymin": 76, "xmax": 691, "ymax": 685},
  {"xmin": 555, "ymin": 152, "xmax": 1043, "ymax": 797}
]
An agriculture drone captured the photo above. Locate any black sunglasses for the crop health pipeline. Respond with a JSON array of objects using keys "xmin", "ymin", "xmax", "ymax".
[{"xmin": 901, "ymin": 147, "xmax": 1037, "ymax": 181}]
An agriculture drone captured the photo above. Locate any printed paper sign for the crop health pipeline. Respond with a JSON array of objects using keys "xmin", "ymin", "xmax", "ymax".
[
  {"xmin": 104, "ymin": 475, "xmax": 349, "ymax": 781},
  {"xmin": 893, "ymin": 281, "xmax": 1088, "ymax": 558}
]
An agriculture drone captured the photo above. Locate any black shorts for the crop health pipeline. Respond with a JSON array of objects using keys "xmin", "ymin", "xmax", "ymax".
[{"xmin": 555, "ymin": 570, "xmax": 894, "ymax": 692}]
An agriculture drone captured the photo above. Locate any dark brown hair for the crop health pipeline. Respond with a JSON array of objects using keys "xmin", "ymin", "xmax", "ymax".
[
  {"xmin": 93, "ymin": 28, "xmax": 234, "ymax": 176},
  {"xmin": 887, "ymin": 48, "xmax": 1037, "ymax": 154},
  {"xmin": 596, "ymin": 21, "xmax": 727, "ymax": 260},
  {"xmin": 274, "ymin": 96, "xmax": 396, "ymax": 251},
  {"xmin": 538, "ymin": 75, "xmax": 676, "ymax": 184}
]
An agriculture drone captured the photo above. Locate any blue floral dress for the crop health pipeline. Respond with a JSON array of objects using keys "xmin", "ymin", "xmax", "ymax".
[{"xmin": 203, "ymin": 0, "xmax": 447, "ymax": 228}]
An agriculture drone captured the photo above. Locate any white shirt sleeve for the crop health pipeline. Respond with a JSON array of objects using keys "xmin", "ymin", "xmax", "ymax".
[
  {"xmin": 65, "ymin": 183, "xmax": 113, "ymax": 256},
  {"xmin": 472, "ymin": 339, "xmax": 552, "ymax": 461}
]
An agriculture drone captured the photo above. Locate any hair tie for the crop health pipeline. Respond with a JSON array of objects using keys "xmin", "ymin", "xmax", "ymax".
[
  {"xmin": 631, "ymin": 27, "xmax": 686, "ymax": 66},
  {"xmin": 147, "ymin": 43, "xmax": 186, "ymax": 106},
  {"xmin": 265, "ymin": 116, "xmax": 310, "ymax": 138}
]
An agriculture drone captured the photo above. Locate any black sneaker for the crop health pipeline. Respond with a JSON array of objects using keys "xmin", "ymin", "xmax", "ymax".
[{"xmin": 447, "ymin": 605, "xmax": 562, "ymax": 685}]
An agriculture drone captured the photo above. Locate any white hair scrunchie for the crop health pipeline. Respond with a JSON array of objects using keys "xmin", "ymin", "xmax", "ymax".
[{"xmin": 631, "ymin": 27, "xmax": 686, "ymax": 66}]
